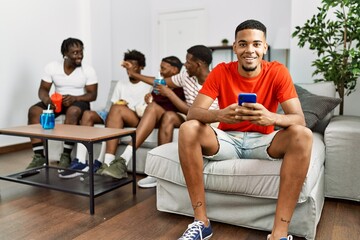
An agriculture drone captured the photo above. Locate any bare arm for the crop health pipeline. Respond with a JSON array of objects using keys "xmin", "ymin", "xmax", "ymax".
[
  {"xmin": 272, "ymin": 98, "xmax": 305, "ymax": 127},
  {"xmin": 157, "ymin": 85, "xmax": 189, "ymax": 114},
  {"xmin": 188, "ymin": 93, "xmax": 305, "ymax": 128},
  {"xmin": 38, "ymin": 80, "xmax": 53, "ymax": 106},
  {"xmin": 234, "ymin": 98, "xmax": 305, "ymax": 127},
  {"xmin": 62, "ymin": 83, "xmax": 98, "ymax": 107},
  {"xmin": 187, "ymin": 93, "xmax": 221, "ymax": 123},
  {"xmin": 121, "ymin": 61, "xmax": 178, "ymax": 88}
]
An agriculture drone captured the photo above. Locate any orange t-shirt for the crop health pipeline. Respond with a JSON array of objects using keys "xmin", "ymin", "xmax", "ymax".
[{"xmin": 200, "ymin": 60, "xmax": 297, "ymax": 134}]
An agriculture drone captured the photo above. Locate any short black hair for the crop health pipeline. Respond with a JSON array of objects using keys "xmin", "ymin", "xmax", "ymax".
[
  {"xmin": 162, "ymin": 56, "xmax": 183, "ymax": 71},
  {"xmin": 187, "ymin": 45, "xmax": 212, "ymax": 66},
  {"xmin": 61, "ymin": 38, "xmax": 84, "ymax": 57},
  {"xmin": 124, "ymin": 50, "xmax": 146, "ymax": 68},
  {"xmin": 235, "ymin": 19, "xmax": 267, "ymax": 38}
]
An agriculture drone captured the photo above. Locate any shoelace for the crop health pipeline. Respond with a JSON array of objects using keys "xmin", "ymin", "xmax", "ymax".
[{"xmin": 180, "ymin": 221, "xmax": 204, "ymax": 240}]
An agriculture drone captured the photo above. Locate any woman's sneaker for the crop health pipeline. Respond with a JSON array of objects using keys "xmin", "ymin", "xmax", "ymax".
[
  {"xmin": 137, "ymin": 176, "xmax": 157, "ymax": 188},
  {"xmin": 178, "ymin": 220, "xmax": 213, "ymax": 240}
]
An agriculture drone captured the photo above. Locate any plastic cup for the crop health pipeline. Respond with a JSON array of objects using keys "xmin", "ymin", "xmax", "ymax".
[{"xmin": 51, "ymin": 92, "xmax": 62, "ymax": 113}]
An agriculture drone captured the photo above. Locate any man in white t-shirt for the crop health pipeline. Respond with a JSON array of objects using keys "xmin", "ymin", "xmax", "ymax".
[{"xmin": 26, "ymin": 38, "xmax": 98, "ymax": 169}]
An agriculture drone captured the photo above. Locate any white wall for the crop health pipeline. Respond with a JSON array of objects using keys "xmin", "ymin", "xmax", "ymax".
[
  {"xmin": 110, "ymin": 0, "xmax": 152, "ymax": 82},
  {"xmin": 0, "ymin": 0, "xmax": 112, "ymax": 147},
  {"xmin": 1, "ymin": 0, "xmax": 359, "ymax": 147}
]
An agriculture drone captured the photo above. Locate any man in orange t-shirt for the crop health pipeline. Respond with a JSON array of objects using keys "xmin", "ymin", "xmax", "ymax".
[{"xmin": 177, "ymin": 20, "xmax": 312, "ymax": 240}]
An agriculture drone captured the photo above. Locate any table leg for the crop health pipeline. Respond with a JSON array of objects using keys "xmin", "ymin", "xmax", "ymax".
[
  {"xmin": 44, "ymin": 139, "xmax": 49, "ymax": 165},
  {"xmin": 132, "ymin": 132, "xmax": 136, "ymax": 195},
  {"xmin": 83, "ymin": 142, "xmax": 95, "ymax": 215}
]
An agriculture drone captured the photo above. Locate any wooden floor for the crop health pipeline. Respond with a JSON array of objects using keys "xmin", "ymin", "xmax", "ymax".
[{"xmin": 0, "ymin": 149, "xmax": 359, "ymax": 240}]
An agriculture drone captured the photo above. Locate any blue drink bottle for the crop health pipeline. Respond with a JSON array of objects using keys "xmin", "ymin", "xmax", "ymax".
[{"xmin": 153, "ymin": 73, "xmax": 166, "ymax": 95}]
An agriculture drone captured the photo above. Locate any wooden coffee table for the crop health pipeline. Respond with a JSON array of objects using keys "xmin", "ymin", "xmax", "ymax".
[{"xmin": 0, "ymin": 124, "xmax": 136, "ymax": 214}]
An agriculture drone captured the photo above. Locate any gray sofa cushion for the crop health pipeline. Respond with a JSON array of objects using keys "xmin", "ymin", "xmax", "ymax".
[
  {"xmin": 277, "ymin": 82, "xmax": 341, "ymax": 133},
  {"xmin": 295, "ymin": 84, "xmax": 341, "ymax": 129},
  {"xmin": 145, "ymin": 133, "xmax": 325, "ymax": 203}
]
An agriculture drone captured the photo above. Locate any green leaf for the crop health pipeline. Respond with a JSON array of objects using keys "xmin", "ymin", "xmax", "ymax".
[{"xmin": 291, "ymin": 0, "xmax": 360, "ymax": 110}]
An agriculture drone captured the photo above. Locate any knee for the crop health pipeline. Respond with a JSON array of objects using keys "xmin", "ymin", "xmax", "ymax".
[
  {"xmin": 179, "ymin": 120, "xmax": 202, "ymax": 140},
  {"xmin": 66, "ymin": 106, "xmax": 82, "ymax": 119},
  {"xmin": 28, "ymin": 106, "xmax": 41, "ymax": 123},
  {"xmin": 143, "ymin": 102, "xmax": 161, "ymax": 115},
  {"xmin": 81, "ymin": 111, "xmax": 94, "ymax": 125},
  {"xmin": 108, "ymin": 105, "xmax": 125, "ymax": 116},
  {"xmin": 161, "ymin": 112, "xmax": 177, "ymax": 126},
  {"xmin": 106, "ymin": 105, "xmax": 126, "ymax": 125},
  {"xmin": 287, "ymin": 125, "xmax": 313, "ymax": 149}
]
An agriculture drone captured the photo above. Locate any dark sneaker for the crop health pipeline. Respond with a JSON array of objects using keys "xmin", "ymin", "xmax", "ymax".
[
  {"xmin": 178, "ymin": 220, "xmax": 213, "ymax": 240},
  {"xmin": 267, "ymin": 235, "xmax": 293, "ymax": 240},
  {"xmin": 137, "ymin": 176, "xmax": 157, "ymax": 188},
  {"xmin": 100, "ymin": 157, "xmax": 128, "ymax": 179},
  {"xmin": 26, "ymin": 153, "xmax": 46, "ymax": 169},
  {"xmin": 58, "ymin": 152, "xmax": 71, "ymax": 168},
  {"xmin": 58, "ymin": 159, "xmax": 102, "ymax": 179}
]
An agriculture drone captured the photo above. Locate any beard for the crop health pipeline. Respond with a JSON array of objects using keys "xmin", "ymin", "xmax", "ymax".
[{"xmin": 242, "ymin": 64, "xmax": 257, "ymax": 72}]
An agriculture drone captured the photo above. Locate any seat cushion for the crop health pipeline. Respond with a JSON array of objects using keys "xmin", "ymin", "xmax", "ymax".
[{"xmin": 145, "ymin": 133, "xmax": 325, "ymax": 203}]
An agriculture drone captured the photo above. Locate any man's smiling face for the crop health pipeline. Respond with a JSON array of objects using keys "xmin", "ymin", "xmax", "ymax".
[{"xmin": 233, "ymin": 29, "xmax": 268, "ymax": 77}]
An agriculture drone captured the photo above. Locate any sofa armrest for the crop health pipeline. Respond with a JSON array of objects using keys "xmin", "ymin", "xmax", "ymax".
[{"xmin": 324, "ymin": 115, "xmax": 360, "ymax": 201}]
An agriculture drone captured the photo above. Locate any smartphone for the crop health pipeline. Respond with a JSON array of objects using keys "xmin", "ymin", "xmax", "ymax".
[{"xmin": 238, "ymin": 93, "xmax": 257, "ymax": 105}]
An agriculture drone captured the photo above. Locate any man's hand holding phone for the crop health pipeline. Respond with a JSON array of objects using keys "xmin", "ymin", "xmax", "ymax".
[
  {"xmin": 235, "ymin": 93, "xmax": 276, "ymax": 126},
  {"xmin": 235, "ymin": 93, "xmax": 258, "ymax": 120}
]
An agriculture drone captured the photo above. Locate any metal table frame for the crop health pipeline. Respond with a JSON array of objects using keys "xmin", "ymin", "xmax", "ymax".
[{"xmin": 0, "ymin": 124, "xmax": 136, "ymax": 214}]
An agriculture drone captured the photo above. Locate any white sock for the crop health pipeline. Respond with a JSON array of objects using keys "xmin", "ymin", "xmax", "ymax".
[
  {"xmin": 96, "ymin": 142, "xmax": 107, "ymax": 163},
  {"xmin": 75, "ymin": 143, "xmax": 87, "ymax": 164},
  {"xmin": 120, "ymin": 145, "xmax": 133, "ymax": 166},
  {"xmin": 104, "ymin": 153, "xmax": 115, "ymax": 165}
]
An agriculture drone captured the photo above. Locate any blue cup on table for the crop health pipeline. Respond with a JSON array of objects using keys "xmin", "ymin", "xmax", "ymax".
[{"xmin": 40, "ymin": 109, "xmax": 55, "ymax": 129}]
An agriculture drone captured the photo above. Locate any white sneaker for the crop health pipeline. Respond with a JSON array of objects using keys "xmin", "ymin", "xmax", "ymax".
[
  {"xmin": 267, "ymin": 234, "xmax": 293, "ymax": 240},
  {"xmin": 137, "ymin": 176, "xmax": 157, "ymax": 188}
]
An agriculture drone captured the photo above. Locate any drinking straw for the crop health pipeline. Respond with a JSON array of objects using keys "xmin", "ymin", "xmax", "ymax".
[{"xmin": 45, "ymin": 104, "xmax": 50, "ymax": 127}]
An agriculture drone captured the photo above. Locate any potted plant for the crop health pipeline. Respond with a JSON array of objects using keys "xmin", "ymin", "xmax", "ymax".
[
  {"xmin": 292, "ymin": 0, "xmax": 360, "ymax": 115},
  {"xmin": 221, "ymin": 38, "xmax": 229, "ymax": 46}
]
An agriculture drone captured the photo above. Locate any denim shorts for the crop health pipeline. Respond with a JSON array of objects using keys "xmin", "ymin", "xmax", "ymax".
[
  {"xmin": 96, "ymin": 109, "xmax": 109, "ymax": 123},
  {"xmin": 204, "ymin": 127, "xmax": 280, "ymax": 161}
]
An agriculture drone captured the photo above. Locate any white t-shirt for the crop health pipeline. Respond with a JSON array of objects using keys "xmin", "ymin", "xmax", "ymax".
[
  {"xmin": 111, "ymin": 80, "xmax": 152, "ymax": 111},
  {"xmin": 171, "ymin": 70, "xmax": 219, "ymax": 110},
  {"xmin": 42, "ymin": 61, "xmax": 98, "ymax": 96}
]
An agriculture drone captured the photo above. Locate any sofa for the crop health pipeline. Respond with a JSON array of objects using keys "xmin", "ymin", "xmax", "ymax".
[{"xmin": 143, "ymin": 82, "xmax": 360, "ymax": 240}]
